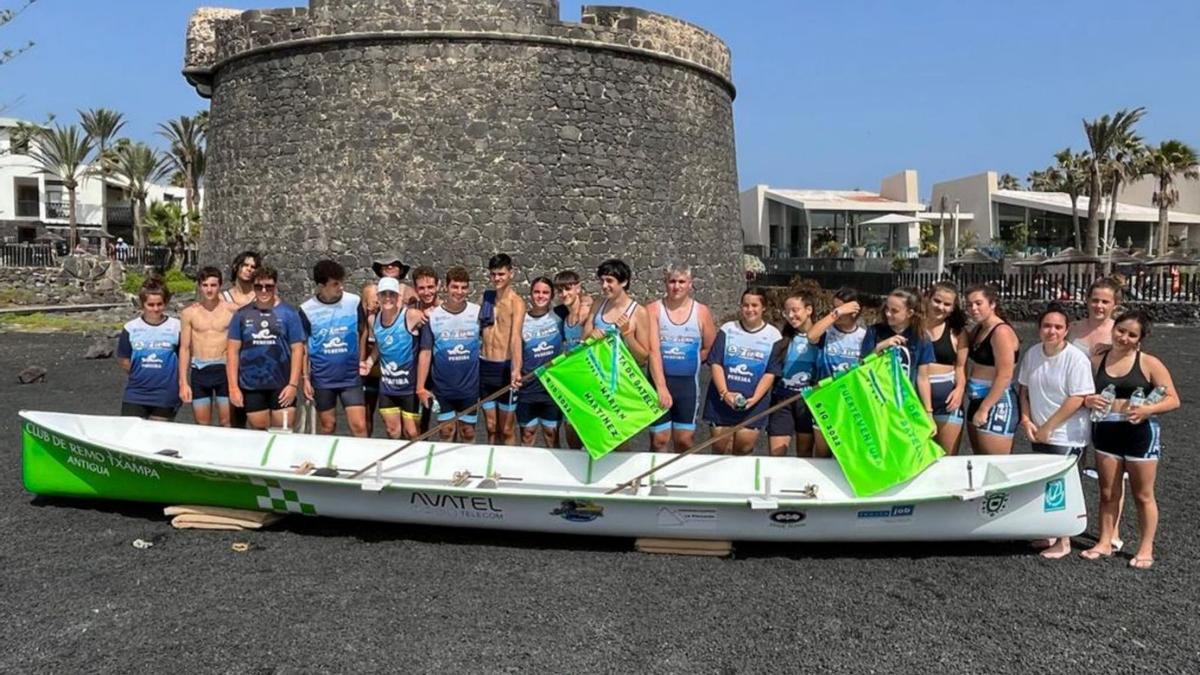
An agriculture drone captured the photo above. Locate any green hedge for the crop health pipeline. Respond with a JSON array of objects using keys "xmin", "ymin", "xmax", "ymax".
[{"xmin": 122, "ymin": 268, "xmax": 194, "ymax": 295}]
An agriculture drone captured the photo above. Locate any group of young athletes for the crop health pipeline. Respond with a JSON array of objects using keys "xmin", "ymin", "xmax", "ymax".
[{"xmin": 116, "ymin": 253, "xmax": 1177, "ymax": 569}]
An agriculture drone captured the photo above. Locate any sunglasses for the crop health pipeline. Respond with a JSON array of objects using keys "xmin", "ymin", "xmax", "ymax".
[{"xmin": 254, "ymin": 283, "xmax": 276, "ymax": 291}]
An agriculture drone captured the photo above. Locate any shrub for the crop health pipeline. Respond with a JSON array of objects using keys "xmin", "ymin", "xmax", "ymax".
[{"xmin": 122, "ymin": 268, "xmax": 194, "ymax": 295}]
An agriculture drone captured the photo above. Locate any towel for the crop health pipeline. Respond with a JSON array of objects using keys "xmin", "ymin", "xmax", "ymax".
[{"xmin": 165, "ymin": 505, "xmax": 284, "ymax": 530}]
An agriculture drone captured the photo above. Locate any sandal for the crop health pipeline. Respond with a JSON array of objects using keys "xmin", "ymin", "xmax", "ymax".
[{"xmin": 1129, "ymin": 557, "xmax": 1154, "ymax": 570}]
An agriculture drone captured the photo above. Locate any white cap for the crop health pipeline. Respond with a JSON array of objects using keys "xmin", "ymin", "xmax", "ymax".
[{"xmin": 377, "ymin": 277, "xmax": 401, "ymax": 295}]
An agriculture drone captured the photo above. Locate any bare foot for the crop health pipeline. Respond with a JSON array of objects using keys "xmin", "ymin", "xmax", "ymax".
[
  {"xmin": 1030, "ymin": 538, "xmax": 1056, "ymax": 550},
  {"xmin": 1080, "ymin": 546, "xmax": 1113, "ymax": 560},
  {"xmin": 1129, "ymin": 556, "xmax": 1154, "ymax": 570},
  {"xmin": 1039, "ymin": 539, "xmax": 1071, "ymax": 559}
]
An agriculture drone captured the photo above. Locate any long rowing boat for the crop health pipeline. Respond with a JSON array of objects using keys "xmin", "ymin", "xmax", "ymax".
[{"xmin": 20, "ymin": 411, "xmax": 1086, "ymax": 542}]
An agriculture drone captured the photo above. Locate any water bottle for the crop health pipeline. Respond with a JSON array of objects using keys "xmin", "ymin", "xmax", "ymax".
[
  {"xmin": 430, "ymin": 398, "xmax": 441, "ymax": 415},
  {"xmin": 1090, "ymin": 384, "xmax": 1117, "ymax": 422},
  {"xmin": 1144, "ymin": 386, "xmax": 1168, "ymax": 406},
  {"xmin": 1128, "ymin": 387, "xmax": 1146, "ymax": 410},
  {"xmin": 732, "ymin": 393, "xmax": 747, "ymax": 410}
]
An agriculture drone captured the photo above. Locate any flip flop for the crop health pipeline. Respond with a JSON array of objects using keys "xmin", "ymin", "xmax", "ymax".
[
  {"xmin": 1129, "ymin": 557, "xmax": 1154, "ymax": 570},
  {"xmin": 1079, "ymin": 548, "xmax": 1112, "ymax": 560}
]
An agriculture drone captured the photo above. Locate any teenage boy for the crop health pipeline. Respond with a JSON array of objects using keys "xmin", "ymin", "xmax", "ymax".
[
  {"xmin": 227, "ymin": 266, "xmax": 306, "ymax": 431},
  {"xmin": 479, "ymin": 254, "xmax": 524, "ymax": 445},
  {"xmin": 179, "ymin": 266, "xmax": 235, "ymax": 426},
  {"xmin": 300, "ymin": 259, "xmax": 369, "ymax": 437},
  {"xmin": 647, "ymin": 263, "xmax": 716, "ymax": 452},
  {"xmin": 416, "ymin": 266, "xmax": 482, "ymax": 442}
]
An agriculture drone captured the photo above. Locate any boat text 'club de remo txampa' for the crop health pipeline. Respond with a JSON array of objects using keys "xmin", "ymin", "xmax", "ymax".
[{"xmin": 21, "ymin": 338, "xmax": 1085, "ymax": 542}]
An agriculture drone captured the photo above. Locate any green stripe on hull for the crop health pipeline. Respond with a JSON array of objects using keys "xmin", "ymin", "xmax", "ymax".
[{"xmin": 21, "ymin": 420, "xmax": 264, "ymax": 512}]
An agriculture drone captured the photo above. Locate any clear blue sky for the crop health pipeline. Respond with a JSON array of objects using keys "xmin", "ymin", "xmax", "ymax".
[{"xmin": 4, "ymin": 0, "xmax": 1198, "ymax": 199}]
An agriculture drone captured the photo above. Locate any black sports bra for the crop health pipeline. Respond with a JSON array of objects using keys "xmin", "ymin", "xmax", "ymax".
[
  {"xmin": 931, "ymin": 324, "xmax": 957, "ymax": 366},
  {"xmin": 1094, "ymin": 350, "xmax": 1153, "ymax": 400},
  {"xmin": 969, "ymin": 322, "xmax": 1016, "ymax": 367}
]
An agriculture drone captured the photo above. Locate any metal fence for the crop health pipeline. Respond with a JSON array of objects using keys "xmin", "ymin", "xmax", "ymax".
[
  {"xmin": 0, "ymin": 243, "xmax": 55, "ymax": 268},
  {"xmin": 0, "ymin": 243, "xmax": 198, "ymax": 269}
]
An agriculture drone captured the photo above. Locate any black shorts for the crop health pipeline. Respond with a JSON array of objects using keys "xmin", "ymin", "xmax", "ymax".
[
  {"xmin": 121, "ymin": 401, "xmax": 178, "ymax": 420},
  {"xmin": 1031, "ymin": 443, "xmax": 1085, "ymax": 457},
  {"xmin": 766, "ymin": 395, "xmax": 814, "ymax": 436},
  {"xmin": 313, "ymin": 385, "xmax": 366, "ymax": 412},
  {"xmin": 1092, "ymin": 418, "xmax": 1162, "ymax": 462},
  {"xmin": 379, "ymin": 392, "xmax": 421, "ymax": 419},
  {"xmin": 650, "ymin": 374, "xmax": 700, "ymax": 433},
  {"xmin": 517, "ymin": 398, "xmax": 561, "ymax": 428},
  {"xmin": 436, "ymin": 395, "xmax": 478, "ymax": 424},
  {"xmin": 243, "ymin": 388, "xmax": 290, "ymax": 414},
  {"xmin": 479, "ymin": 359, "xmax": 516, "ymax": 412},
  {"xmin": 362, "ymin": 375, "xmax": 381, "ymax": 395},
  {"xmin": 190, "ymin": 364, "xmax": 229, "ymax": 403}
]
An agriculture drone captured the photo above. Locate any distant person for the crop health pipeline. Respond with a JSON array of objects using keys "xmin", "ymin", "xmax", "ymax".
[
  {"xmin": 925, "ymin": 281, "xmax": 969, "ymax": 455},
  {"xmin": 115, "ymin": 237, "xmax": 130, "ymax": 261},
  {"xmin": 807, "ymin": 286, "xmax": 866, "ymax": 457},
  {"xmin": 514, "ymin": 277, "xmax": 565, "ymax": 448},
  {"xmin": 117, "ymin": 281, "xmax": 182, "ymax": 421},
  {"xmin": 300, "ymin": 260, "xmax": 369, "ymax": 437},
  {"xmin": 766, "ymin": 288, "xmax": 819, "ymax": 457},
  {"xmin": 1081, "ymin": 311, "xmax": 1180, "ymax": 569},
  {"xmin": 371, "ymin": 252, "xmax": 416, "ymax": 306},
  {"xmin": 360, "ymin": 280, "xmax": 382, "ymax": 437},
  {"xmin": 1018, "ymin": 305, "xmax": 1094, "ymax": 559},
  {"xmin": 647, "ymin": 263, "xmax": 716, "ymax": 452},
  {"xmin": 965, "ymin": 284, "xmax": 1020, "ymax": 455},
  {"xmin": 703, "ymin": 287, "xmax": 781, "ymax": 456},
  {"xmin": 553, "ymin": 269, "xmax": 592, "ymax": 449},
  {"xmin": 416, "ymin": 266, "xmax": 482, "ymax": 442},
  {"xmin": 226, "ymin": 266, "xmax": 306, "ymax": 431},
  {"xmin": 221, "ymin": 250, "xmax": 262, "ymax": 309},
  {"xmin": 178, "ymin": 266, "xmax": 235, "ymax": 427},
  {"xmin": 479, "ymin": 254, "xmax": 525, "ymax": 445}
]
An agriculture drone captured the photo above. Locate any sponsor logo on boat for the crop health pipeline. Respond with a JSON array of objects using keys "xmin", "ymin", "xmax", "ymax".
[
  {"xmin": 551, "ymin": 500, "xmax": 604, "ymax": 523},
  {"xmin": 768, "ymin": 510, "xmax": 807, "ymax": 527},
  {"xmin": 979, "ymin": 491, "xmax": 1009, "ymax": 519},
  {"xmin": 1043, "ymin": 478, "xmax": 1066, "ymax": 512},
  {"xmin": 856, "ymin": 504, "xmax": 915, "ymax": 520},
  {"xmin": 410, "ymin": 492, "xmax": 503, "ymax": 520},
  {"xmin": 656, "ymin": 507, "xmax": 717, "ymax": 530}
]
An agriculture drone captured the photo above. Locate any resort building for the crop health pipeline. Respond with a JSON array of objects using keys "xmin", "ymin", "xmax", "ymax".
[
  {"xmin": 0, "ymin": 117, "xmax": 191, "ymax": 246},
  {"xmin": 740, "ymin": 170, "xmax": 971, "ymax": 259},
  {"xmin": 930, "ymin": 171, "xmax": 1200, "ymax": 252}
]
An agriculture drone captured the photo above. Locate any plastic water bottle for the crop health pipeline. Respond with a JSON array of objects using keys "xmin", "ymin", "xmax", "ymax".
[
  {"xmin": 1090, "ymin": 384, "xmax": 1117, "ymax": 422},
  {"xmin": 1128, "ymin": 387, "xmax": 1146, "ymax": 410},
  {"xmin": 1144, "ymin": 386, "xmax": 1168, "ymax": 405},
  {"xmin": 732, "ymin": 393, "xmax": 747, "ymax": 410},
  {"xmin": 430, "ymin": 398, "xmax": 441, "ymax": 415}
]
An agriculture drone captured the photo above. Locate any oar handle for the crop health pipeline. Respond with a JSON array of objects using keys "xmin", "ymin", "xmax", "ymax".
[{"xmin": 604, "ymin": 391, "xmax": 806, "ymax": 495}]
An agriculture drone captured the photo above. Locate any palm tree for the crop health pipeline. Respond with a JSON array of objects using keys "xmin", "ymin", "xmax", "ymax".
[
  {"xmin": 112, "ymin": 142, "xmax": 168, "ymax": 248},
  {"xmin": 1103, "ymin": 135, "xmax": 1147, "ymax": 251},
  {"xmin": 997, "ymin": 173, "xmax": 1022, "ymax": 190},
  {"xmin": 158, "ymin": 114, "xmax": 205, "ymax": 217},
  {"xmin": 1053, "ymin": 148, "xmax": 1090, "ymax": 251},
  {"xmin": 79, "ymin": 108, "xmax": 125, "ymax": 236},
  {"xmin": 27, "ymin": 124, "xmax": 94, "ymax": 250},
  {"xmin": 1083, "ymin": 107, "xmax": 1145, "ymax": 254},
  {"xmin": 1144, "ymin": 140, "xmax": 1200, "ymax": 256}
]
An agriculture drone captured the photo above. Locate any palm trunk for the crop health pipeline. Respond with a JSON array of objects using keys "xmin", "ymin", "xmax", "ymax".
[
  {"xmin": 1085, "ymin": 168, "xmax": 1102, "ymax": 254},
  {"xmin": 99, "ymin": 143, "xmax": 109, "ymax": 236},
  {"xmin": 68, "ymin": 188, "xmax": 78, "ymax": 252},
  {"xmin": 132, "ymin": 197, "xmax": 143, "ymax": 249},
  {"xmin": 1105, "ymin": 175, "xmax": 1122, "ymax": 252},
  {"xmin": 1069, "ymin": 192, "xmax": 1083, "ymax": 250},
  {"xmin": 1157, "ymin": 174, "xmax": 1170, "ymax": 256},
  {"xmin": 184, "ymin": 164, "xmax": 195, "ymax": 215}
]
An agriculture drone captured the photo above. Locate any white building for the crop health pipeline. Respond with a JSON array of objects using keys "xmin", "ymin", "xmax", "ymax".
[
  {"xmin": 740, "ymin": 170, "xmax": 973, "ymax": 258},
  {"xmin": 0, "ymin": 117, "xmax": 191, "ymax": 246},
  {"xmin": 930, "ymin": 171, "xmax": 1200, "ymax": 252}
]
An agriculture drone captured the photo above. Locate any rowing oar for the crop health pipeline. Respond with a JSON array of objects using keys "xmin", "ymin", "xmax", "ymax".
[
  {"xmin": 347, "ymin": 334, "xmax": 610, "ymax": 479},
  {"xmin": 605, "ymin": 391, "xmax": 807, "ymax": 495}
]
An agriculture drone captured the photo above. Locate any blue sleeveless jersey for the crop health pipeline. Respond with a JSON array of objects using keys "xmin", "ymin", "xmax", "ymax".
[
  {"xmin": 817, "ymin": 325, "xmax": 866, "ymax": 379},
  {"xmin": 118, "ymin": 316, "xmax": 182, "ymax": 408},
  {"xmin": 593, "ymin": 299, "xmax": 637, "ymax": 335},
  {"xmin": 419, "ymin": 302, "xmax": 481, "ymax": 400},
  {"xmin": 374, "ymin": 308, "xmax": 418, "ymax": 396},
  {"xmin": 706, "ymin": 321, "xmax": 782, "ymax": 399},
  {"xmin": 657, "ymin": 300, "xmax": 703, "ymax": 378},
  {"xmin": 228, "ymin": 303, "xmax": 306, "ymax": 390},
  {"xmin": 300, "ymin": 292, "xmax": 362, "ymax": 389},
  {"xmin": 555, "ymin": 304, "xmax": 586, "ymax": 349},
  {"xmin": 772, "ymin": 333, "xmax": 819, "ymax": 395},
  {"xmin": 520, "ymin": 310, "xmax": 564, "ymax": 401}
]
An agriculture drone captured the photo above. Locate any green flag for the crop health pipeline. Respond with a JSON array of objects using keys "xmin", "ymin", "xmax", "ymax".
[
  {"xmin": 537, "ymin": 333, "xmax": 666, "ymax": 459},
  {"xmin": 803, "ymin": 348, "xmax": 944, "ymax": 497}
]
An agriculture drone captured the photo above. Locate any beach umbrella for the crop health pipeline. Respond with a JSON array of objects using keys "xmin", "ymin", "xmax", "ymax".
[
  {"xmin": 1040, "ymin": 247, "xmax": 1101, "ymax": 266},
  {"xmin": 1145, "ymin": 250, "xmax": 1198, "ymax": 267},
  {"xmin": 948, "ymin": 250, "xmax": 998, "ymax": 266},
  {"xmin": 1012, "ymin": 254, "xmax": 1047, "ymax": 267},
  {"xmin": 34, "ymin": 231, "xmax": 65, "ymax": 242},
  {"xmin": 1102, "ymin": 249, "xmax": 1141, "ymax": 267}
]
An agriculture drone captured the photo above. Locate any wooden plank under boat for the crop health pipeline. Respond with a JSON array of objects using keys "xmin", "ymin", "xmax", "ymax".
[{"xmin": 20, "ymin": 411, "xmax": 1087, "ymax": 542}]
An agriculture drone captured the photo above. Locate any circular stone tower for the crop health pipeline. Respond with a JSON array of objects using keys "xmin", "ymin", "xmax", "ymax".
[{"xmin": 184, "ymin": 1, "xmax": 742, "ymax": 308}]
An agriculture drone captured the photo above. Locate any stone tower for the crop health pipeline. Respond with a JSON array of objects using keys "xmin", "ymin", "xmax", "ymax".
[{"xmin": 184, "ymin": 1, "xmax": 742, "ymax": 308}]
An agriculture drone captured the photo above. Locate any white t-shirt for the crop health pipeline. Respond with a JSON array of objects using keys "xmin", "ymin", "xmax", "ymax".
[{"xmin": 1017, "ymin": 343, "xmax": 1095, "ymax": 447}]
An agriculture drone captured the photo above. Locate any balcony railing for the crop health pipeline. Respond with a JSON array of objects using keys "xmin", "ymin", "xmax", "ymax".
[
  {"xmin": 106, "ymin": 204, "xmax": 133, "ymax": 226},
  {"xmin": 44, "ymin": 199, "xmax": 70, "ymax": 220}
]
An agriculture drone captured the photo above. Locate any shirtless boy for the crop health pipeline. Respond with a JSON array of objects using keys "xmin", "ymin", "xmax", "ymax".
[
  {"xmin": 179, "ymin": 266, "xmax": 235, "ymax": 426},
  {"xmin": 480, "ymin": 254, "xmax": 525, "ymax": 445}
]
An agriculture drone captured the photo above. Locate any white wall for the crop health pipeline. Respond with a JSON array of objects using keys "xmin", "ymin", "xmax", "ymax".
[
  {"xmin": 1120, "ymin": 173, "xmax": 1200, "ymax": 216},
  {"xmin": 930, "ymin": 171, "xmax": 996, "ymax": 245},
  {"xmin": 739, "ymin": 185, "xmax": 767, "ymax": 248}
]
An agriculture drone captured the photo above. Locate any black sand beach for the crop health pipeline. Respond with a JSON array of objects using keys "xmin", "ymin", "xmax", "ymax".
[{"xmin": 2, "ymin": 329, "xmax": 1196, "ymax": 673}]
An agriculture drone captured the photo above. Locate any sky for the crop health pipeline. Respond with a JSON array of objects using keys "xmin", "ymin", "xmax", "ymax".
[{"xmin": 3, "ymin": 0, "xmax": 1198, "ymax": 200}]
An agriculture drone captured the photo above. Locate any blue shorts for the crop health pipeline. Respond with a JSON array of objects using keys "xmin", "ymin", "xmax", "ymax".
[
  {"xmin": 190, "ymin": 363, "xmax": 229, "ymax": 406},
  {"xmin": 436, "ymin": 395, "xmax": 478, "ymax": 425},
  {"xmin": 479, "ymin": 359, "xmax": 516, "ymax": 412},
  {"xmin": 930, "ymin": 373, "xmax": 963, "ymax": 425},
  {"xmin": 516, "ymin": 398, "xmax": 561, "ymax": 429},
  {"xmin": 1093, "ymin": 415, "xmax": 1162, "ymax": 462},
  {"xmin": 766, "ymin": 393, "xmax": 814, "ymax": 436},
  {"xmin": 966, "ymin": 379, "xmax": 1018, "ymax": 437},
  {"xmin": 650, "ymin": 374, "xmax": 699, "ymax": 433},
  {"xmin": 703, "ymin": 388, "xmax": 769, "ymax": 430}
]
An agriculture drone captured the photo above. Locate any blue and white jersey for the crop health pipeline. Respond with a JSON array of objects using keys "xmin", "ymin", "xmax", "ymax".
[
  {"xmin": 771, "ymin": 333, "xmax": 819, "ymax": 395},
  {"xmin": 228, "ymin": 303, "xmax": 306, "ymax": 390},
  {"xmin": 300, "ymin": 292, "xmax": 363, "ymax": 390},
  {"xmin": 118, "ymin": 316, "xmax": 182, "ymax": 408},
  {"xmin": 860, "ymin": 324, "xmax": 934, "ymax": 388},
  {"xmin": 374, "ymin": 308, "xmax": 419, "ymax": 396},
  {"xmin": 555, "ymin": 304, "xmax": 586, "ymax": 349},
  {"xmin": 657, "ymin": 300, "xmax": 704, "ymax": 378},
  {"xmin": 706, "ymin": 320, "xmax": 782, "ymax": 399},
  {"xmin": 418, "ymin": 302, "xmax": 481, "ymax": 400},
  {"xmin": 520, "ymin": 310, "xmax": 564, "ymax": 401},
  {"xmin": 817, "ymin": 325, "xmax": 866, "ymax": 379}
]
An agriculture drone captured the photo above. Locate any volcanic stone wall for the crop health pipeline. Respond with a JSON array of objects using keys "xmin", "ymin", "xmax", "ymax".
[{"xmin": 184, "ymin": 1, "xmax": 742, "ymax": 308}]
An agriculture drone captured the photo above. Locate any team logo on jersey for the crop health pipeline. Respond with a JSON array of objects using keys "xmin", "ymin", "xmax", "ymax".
[
  {"xmin": 664, "ymin": 346, "xmax": 685, "ymax": 356},
  {"xmin": 322, "ymin": 336, "xmax": 350, "ymax": 353},
  {"xmin": 447, "ymin": 344, "xmax": 470, "ymax": 356},
  {"xmin": 142, "ymin": 353, "xmax": 163, "ymax": 366},
  {"xmin": 532, "ymin": 341, "xmax": 555, "ymax": 356},
  {"xmin": 251, "ymin": 327, "xmax": 274, "ymax": 340},
  {"xmin": 384, "ymin": 335, "xmax": 394, "ymax": 346}
]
